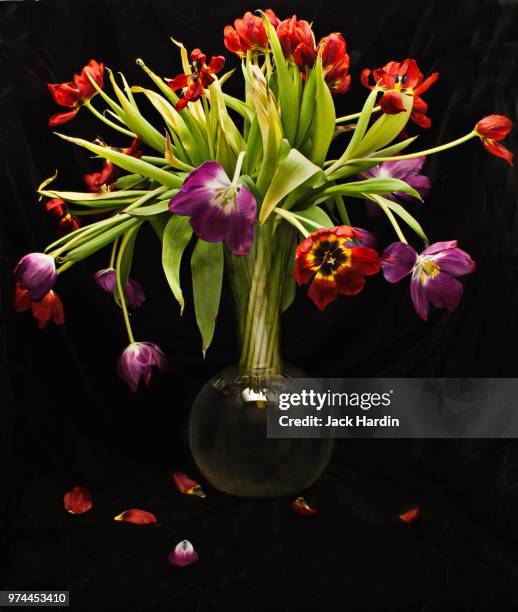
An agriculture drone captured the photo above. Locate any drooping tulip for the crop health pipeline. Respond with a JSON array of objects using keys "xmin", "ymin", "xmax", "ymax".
[
  {"xmin": 118, "ymin": 342, "xmax": 167, "ymax": 392},
  {"xmin": 14, "ymin": 253, "xmax": 57, "ymax": 301}
]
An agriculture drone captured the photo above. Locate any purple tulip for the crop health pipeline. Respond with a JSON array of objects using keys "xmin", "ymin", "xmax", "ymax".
[
  {"xmin": 169, "ymin": 161, "xmax": 256, "ymax": 256},
  {"xmin": 381, "ymin": 241, "xmax": 476, "ymax": 321},
  {"xmin": 118, "ymin": 342, "xmax": 166, "ymax": 392},
  {"xmin": 362, "ymin": 157, "xmax": 431, "ymax": 217},
  {"xmin": 94, "ymin": 268, "xmax": 146, "ymax": 310},
  {"xmin": 14, "ymin": 253, "xmax": 57, "ymax": 300},
  {"xmin": 168, "ymin": 540, "xmax": 198, "ymax": 567}
]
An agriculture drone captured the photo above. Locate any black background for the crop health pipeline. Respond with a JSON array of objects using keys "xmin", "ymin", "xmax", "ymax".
[{"xmin": 1, "ymin": 0, "xmax": 518, "ymax": 610}]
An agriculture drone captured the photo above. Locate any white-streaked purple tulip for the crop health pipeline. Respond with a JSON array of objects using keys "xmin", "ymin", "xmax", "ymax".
[
  {"xmin": 381, "ymin": 241, "xmax": 476, "ymax": 321},
  {"xmin": 118, "ymin": 342, "xmax": 166, "ymax": 392},
  {"xmin": 14, "ymin": 253, "xmax": 57, "ymax": 300},
  {"xmin": 94, "ymin": 268, "xmax": 146, "ymax": 310},
  {"xmin": 169, "ymin": 161, "xmax": 256, "ymax": 256},
  {"xmin": 168, "ymin": 540, "xmax": 199, "ymax": 567}
]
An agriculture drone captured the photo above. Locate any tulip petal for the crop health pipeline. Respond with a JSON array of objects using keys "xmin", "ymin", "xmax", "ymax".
[
  {"xmin": 291, "ymin": 497, "xmax": 318, "ymax": 516},
  {"xmin": 432, "ymin": 248, "xmax": 476, "ymax": 277},
  {"xmin": 399, "ymin": 507, "xmax": 419, "ymax": 523},
  {"xmin": 423, "ymin": 272, "xmax": 463, "ymax": 312},
  {"xmin": 64, "ymin": 486, "xmax": 93, "ymax": 514},
  {"xmin": 168, "ymin": 540, "xmax": 199, "ymax": 567},
  {"xmin": 114, "ymin": 509, "xmax": 157, "ymax": 525},
  {"xmin": 381, "ymin": 242, "xmax": 417, "ymax": 283},
  {"xmin": 410, "ymin": 271, "xmax": 430, "ymax": 320},
  {"xmin": 173, "ymin": 472, "xmax": 206, "ymax": 499}
]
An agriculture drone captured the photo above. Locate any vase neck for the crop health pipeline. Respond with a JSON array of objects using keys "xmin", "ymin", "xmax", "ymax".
[{"xmin": 227, "ymin": 223, "xmax": 296, "ymax": 377}]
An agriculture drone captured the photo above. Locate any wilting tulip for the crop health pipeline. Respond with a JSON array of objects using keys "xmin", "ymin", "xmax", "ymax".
[
  {"xmin": 64, "ymin": 486, "xmax": 93, "ymax": 514},
  {"xmin": 94, "ymin": 268, "xmax": 146, "ymax": 310},
  {"xmin": 224, "ymin": 9, "xmax": 280, "ymax": 56},
  {"xmin": 381, "ymin": 241, "xmax": 476, "ymax": 321},
  {"xmin": 48, "ymin": 59, "xmax": 104, "ymax": 126},
  {"xmin": 168, "ymin": 540, "xmax": 199, "ymax": 567},
  {"xmin": 361, "ymin": 59, "xmax": 439, "ymax": 128},
  {"xmin": 118, "ymin": 342, "xmax": 167, "ymax": 392},
  {"xmin": 276, "ymin": 15, "xmax": 315, "ymax": 60},
  {"xmin": 169, "ymin": 161, "xmax": 256, "ymax": 256},
  {"xmin": 14, "ymin": 253, "xmax": 57, "ymax": 301},
  {"xmin": 474, "ymin": 115, "xmax": 513, "ymax": 166},
  {"xmin": 114, "ymin": 509, "xmax": 157, "ymax": 525},
  {"xmin": 294, "ymin": 226, "xmax": 381, "ymax": 311},
  {"xmin": 84, "ymin": 137, "xmax": 143, "ymax": 192},
  {"xmin": 45, "ymin": 199, "xmax": 81, "ymax": 236},
  {"xmin": 294, "ymin": 32, "xmax": 351, "ymax": 95},
  {"xmin": 167, "ymin": 49, "xmax": 225, "ymax": 111},
  {"xmin": 14, "ymin": 283, "xmax": 65, "ymax": 329}
]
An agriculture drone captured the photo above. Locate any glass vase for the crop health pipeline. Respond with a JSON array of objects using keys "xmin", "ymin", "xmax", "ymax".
[{"xmin": 189, "ymin": 223, "xmax": 334, "ymax": 498}]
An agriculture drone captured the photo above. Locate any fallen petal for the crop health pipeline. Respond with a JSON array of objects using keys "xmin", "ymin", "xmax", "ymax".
[
  {"xmin": 173, "ymin": 472, "xmax": 206, "ymax": 499},
  {"xmin": 168, "ymin": 540, "xmax": 199, "ymax": 567},
  {"xmin": 64, "ymin": 486, "xmax": 93, "ymax": 514},
  {"xmin": 399, "ymin": 507, "xmax": 419, "ymax": 524},
  {"xmin": 114, "ymin": 509, "xmax": 157, "ymax": 525},
  {"xmin": 291, "ymin": 496, "xmax": 318, "ymax": 516}
]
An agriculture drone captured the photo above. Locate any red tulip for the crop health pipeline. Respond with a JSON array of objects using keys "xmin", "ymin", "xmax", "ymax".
[
  {"xmin": 224, "ymin": 9, "xmax": 280, "ymax": 56},
  {"xmin": 361, "ymin": 59, "xmax": 439, "ymax": 128},
  {"xmin": 64, "ymin": 486, "xmax": 92, "ymax": 514},
  {"xmin": 167, "ymin": 49, "xmax": 225, "ymax": 111},
  {"xmin": 276, "ymin": 15, "xmax": 315, "ymax": 60},
  {"xmin": 14, "ymin": 283, "xmax": 65, "ymax": 329},
  {"xmin": 84, "ymin": 137, "xmax": 142, "ymax": 193},
  {"xmin": 475, "ymin": 115, "xmax": 513, "ymax": 165},
  {"xmin": 45, "ymin": 199, "xmax": 81, "ymax": 236},
  {"xmin": 48, "ymin": 59, "xmax": 104, "ymax": 126}
]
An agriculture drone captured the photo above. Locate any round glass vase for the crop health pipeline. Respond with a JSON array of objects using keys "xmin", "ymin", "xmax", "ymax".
[{"xmin": 189, "ymin": 224, "xmax": 334, "ymax": 498}]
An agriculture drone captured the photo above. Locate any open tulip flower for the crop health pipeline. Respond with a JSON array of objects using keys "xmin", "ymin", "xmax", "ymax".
[
  {"xmin": 361, "ymin": 58, "xmax": 439, "ymax": 128},
  {"xmin": 48, "ymin": 59, "xmax": 104, "ymax": 126},
  {"xmin": 20, "ymin": 7, "xmax": 511, "ymax": 383}
]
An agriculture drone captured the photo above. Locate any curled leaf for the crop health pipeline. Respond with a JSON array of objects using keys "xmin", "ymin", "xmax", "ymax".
[
  {"xmin": 114, "ymin": 509, "xmax": 157, "ymax": 525},
  {"xmin": 399, "ymin": 507, "xmax": 419, "ymax": 524},
  {"xmin": 173, "ymin": 472, "xmax": 206, "ymax": 499},
  {"xmin": 291, "ymin": 497, "xmax": 318, "ymax": 516},
  {"xmin": 64, "ymin": 486, "xmax": 93, "ymax": 514},
  {"xmin": 168, "ymin": 540, "xmax": 199, "ymax": 567}
]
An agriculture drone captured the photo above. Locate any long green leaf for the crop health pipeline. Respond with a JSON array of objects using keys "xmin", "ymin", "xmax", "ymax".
[
  {"xmin": 130, "ymin": 200, "xmax": 171, "ymax": 217},
  {"xmin": 55, "ymin": 134, "xmax": 183, "ymax": 188},
  {"xmin": 162, "ymin": 215, "xmax": 193, "ymax": 314},
  {"xmin": 309, "ymin": 177, "xmax": 422, "ymax": 206},
  {"xmin": 309, "ymin": 54, "xmax": 335, "ymax": 167},
  {"xmin": 260, "ymin": 149, "xmax": 322, "ymax": 224},
  {"xmin": 65, "ymin": 217, "xmax": 141, "ymax": 261},
  {"xmin": 191, "ymin": 240, "xmax": 224, "ymax": 355},
  {"xmin": 341, "ymin": 87, "xmax": 379, "ymax": 161},
  {"xmin": 370, "ymin": 194, "xmax": 429, "ymax": 246},
  {"xmin": 39, "ymin": 188, "xmax": 150, "ymax": 206}
]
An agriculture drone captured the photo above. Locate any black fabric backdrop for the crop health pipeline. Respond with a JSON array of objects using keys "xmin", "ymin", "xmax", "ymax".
[{"xmin": 1, "ymin": 0, "xmax": 518, "ymax": 610}]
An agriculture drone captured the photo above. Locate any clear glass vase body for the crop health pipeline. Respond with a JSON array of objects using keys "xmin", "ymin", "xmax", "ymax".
[{"xmin": 189, "ymin": 224, "xmax": 334, "ymax": 498}]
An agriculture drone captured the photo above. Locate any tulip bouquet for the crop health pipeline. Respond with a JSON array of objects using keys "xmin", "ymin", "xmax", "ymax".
[{"xmin": 14, "ymin": 9, "xmax": 512, "ymax": 391}]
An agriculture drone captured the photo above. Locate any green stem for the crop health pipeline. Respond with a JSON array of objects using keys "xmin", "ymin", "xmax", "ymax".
[
  {"xmin": 344, "ymin": 131, "xmax": 477, "ymax": 165},
  {"xmin": 116, "ymin": 231, "xmax": 136, "ymax": 344},
  {"xmin": 109, "ymin": 238, "xmax": 119, "ymax": 268},
  {"xmin": 84, "ymin": 100, "xmax": 137, "ymax": 138},
  {"xmin": 56, "ymin": 261, "xmax": 74, "ymax": 274},
  {"xmin": 336, "ymin": 105, "xmax": 381, "ymax": 124}
]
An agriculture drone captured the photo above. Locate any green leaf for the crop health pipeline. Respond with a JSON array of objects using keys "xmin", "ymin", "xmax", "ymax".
[
  {"xmin": 39, "ymin": 188, "xmax": 150, "ymax": 206},
  {"xmin": 260, "ymin": 149, "xmax": 322, "ymax": 224},
  {"xmin": 223, "ymin": 93, "xmax": 255, "ymax": 123},
  {"xmin": 65, "ymin": 217, "xmax": 142, "ymax": 261},
  {"xmin": 191, "ymin": 240, "xmax": 224, "ymax": 355},
  {"xmin": 295, "ymin": 67, "xmax": 317, "ymax": 148},
  {"xmin": 55, "ymin": 134, "xmax": 183, "ymax": 189},
  {"xmin": 115, "ymin": 224, "xmax": 141, "ymax": 306},
  {"xmin": 341, "ymin": 87, "xmax": 379, "ymax": 161},
  {"xmin": 162, "ymin": 215, "xmax": 193, "ymax": 314},
  {"xmin": 309, "ymin": 54, "xmax": 335, "ymax": 167},
  {"xmin": 129, "ymin": 200, "xmax": 171, "ymax": 217},
  {"xmin": 370, "ymin": 194, "xmax": 429, "ymax": 246},
  {"xmin": 295, "ymin": 206, "xmax": 335, "ymax": 229},
  {"xmin": 309, "ymin": 177, "xmax": 422, "ymax": 206},
  {"xmin": 261, "ymin": 12, "xmax": 298, "ymax": 143}
]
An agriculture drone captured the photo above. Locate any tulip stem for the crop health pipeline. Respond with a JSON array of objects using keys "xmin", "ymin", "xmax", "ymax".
[
  {"xmin": 109, "ymin": 238, "xmax": 119, "ymax": 268},
  {"xmin": 344, "ymin": 131, "xmax": 478, "ymax": 165},
  {"xmin": 56, "ymin": 261, "xmax": 75, "ymax": 275},
  {"xmin": 336, "ymin": 106, "xmax": 381, "ymax": 124},
  {"xmin": 232, "ymin": 151, "xmax": 246, "ymax": 185},
  {"xmin": 84, "ymin": 100, "xmax": 137, "ymax": 138},
  {"xmin": 116, "ymin": 230, "xmax": 136, "ymax": 344}
]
